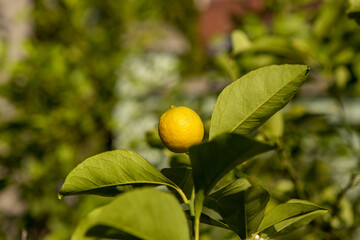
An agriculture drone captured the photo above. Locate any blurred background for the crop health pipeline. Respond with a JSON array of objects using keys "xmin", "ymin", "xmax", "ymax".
[{"xmin": 0, "ymin": 0, "xmax": 359, "ymax": 239}]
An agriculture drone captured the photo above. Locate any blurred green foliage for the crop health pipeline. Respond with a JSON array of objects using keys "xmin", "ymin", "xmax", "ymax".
[
  {"xmin": 0, "ymin": 1, "xmax": 125, "ymax": 239},
  {"xmin": 0, "ymin": 0, "xmax": 198, "ymax": 239},
  {"xmin": 0, "ymin": 0, "xmax": 359, "ymax": 239}
]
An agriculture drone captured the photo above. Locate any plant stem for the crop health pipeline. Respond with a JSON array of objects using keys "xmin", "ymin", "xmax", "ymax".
[
  {"xmin": 177, "ymin": 188, "xmax": 190, "ymax": 204},
  {"xmin": 189, "ymin": 188, "xmax": 196, "ymax": 217},
  {"xmin": 193, "ymin": 190, "xmax": 205, "ymax": 240},
  {"xmin": 194, "ymin": 216, "xmax": 200, "ymax": 240},
  {"xmin": 188, "ymin": 188, "xmax": 198, "ymax": 240},
  {"xmin": 167, "ymin": 184, "xmax": 189, "ymax": 204},
  {"xmin": 332, "ymin": 172, "xmax": 359, "ymax": 216},
  {"xmin": 277, "ymin": 149, "xmax": 306, "ymax": 199}
]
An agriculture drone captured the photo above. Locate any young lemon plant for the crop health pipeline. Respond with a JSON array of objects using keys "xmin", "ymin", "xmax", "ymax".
[{"xmin": 59, "ymin": 64, "xmax": 329, "ymax": 240}]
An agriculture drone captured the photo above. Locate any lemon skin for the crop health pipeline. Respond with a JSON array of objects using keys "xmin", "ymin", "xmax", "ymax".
[{"xmin": 158, "ymin": 106, "xmax": 204, "ymax": 153}]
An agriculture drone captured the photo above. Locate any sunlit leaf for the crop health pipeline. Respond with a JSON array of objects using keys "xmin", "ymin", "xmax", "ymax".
[
  {"xmin": 190, "ymin": 134, "xmax": 274, "ymax": 234},
  {"xmin": 59, "ymin": 150, "xmax": 186, "ymax": 202},
  {"xmin": 231, "ymin": 30, "xmax": 252, "ymax": 54},
  {"xmin": 209, "ymin": 64, "xmax": 309, "ymax": 139},
  {"xmin": 257, "ymin": 199, "xmax": 329, "ymax": 237},
  {"xmin": 72, "ymin": 188, "xmax": 190, "ymax": 240},
  {"xmin": 259, "ymin": 111, "xmax": 284, "ymax": 141},
  {"xmin": 249, "ymin": 36, "xmax": 301, "ymax": 59}
]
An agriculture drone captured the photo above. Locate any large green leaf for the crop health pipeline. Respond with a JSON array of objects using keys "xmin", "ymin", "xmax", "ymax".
[
  {"xmin": 208, "ymin": 178, "xmax": 251, "ymax": 200},
  {"xmin": 85, "ymin": 225, "xmax": 143, "ymax": 240},
  {"xmin": 257, "ymin": 199, "xmax": 329, "ymax": 237},
  {"xmin": 189, "ymin": 133, "xmax": 275, "ymax": 195},
  {"xmin": 59, "ymin": 150, "xmax": 187, "ymax": 202},
  {"xmin": 209, "ymin": 64, "xmax": 309, "ymax": 139},
  {"xmin": 207, "ymin": 179, "xmax": 269, "ymax": 239},
  {"xmin": 348, "ymin": 0, "xmax": 360, "ymax": 24},
  {"xmin": 72, "ymin": 188, "xmax": 190, "ymax": 240},
  {"xmin": 189, "ymin": 134, "xmax": 274, "ymax": 236}
]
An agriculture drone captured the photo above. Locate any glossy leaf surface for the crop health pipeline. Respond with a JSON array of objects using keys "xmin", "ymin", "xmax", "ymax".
[
  {"xmin": 258, "ymin": 199, "xmax": 329, "ymax": 237},
  {"xmin": 207, "ymin": 179, "xmax": 269, "ymax": 239},
  {"xmin": 189, "ymin": 133, "xmax": 274, "ymax": 195},
  {"xmin": 72, "ymin": 188, "xmax": 190, "ymax": 240},
  {"xmin": 59, "ymin": 150, "xmax": 183, "ymax": 200},
  {"xmin": 209, "ymin": 64, "xmax": 309, "ymax": 139}
]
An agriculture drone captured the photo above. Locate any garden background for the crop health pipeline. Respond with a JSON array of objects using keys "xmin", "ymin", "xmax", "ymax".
[{"xmin": 0, "ymin": 0, "xmax": 360, "ymax": 239}]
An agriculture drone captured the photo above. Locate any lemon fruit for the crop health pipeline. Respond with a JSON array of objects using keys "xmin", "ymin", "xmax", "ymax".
[{"xmin": 158, "ymin": 106, "xmax": 204, "ymax": 153}]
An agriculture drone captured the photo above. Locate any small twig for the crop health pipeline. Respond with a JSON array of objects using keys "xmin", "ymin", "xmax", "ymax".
[
  {"xmin": 332, "ymin": 173, "xmax": 359, "ymax": 216},
  {"xmin": 277, "ymin": 149, "xmax": 306, "ymax": 199},
  {"xmin": 188, "ymin": 188, "xmax": 196, "ymax": 239},
  {"xmin": 335, "ymin": 96, "xmax": 360, "ymax": 168}
]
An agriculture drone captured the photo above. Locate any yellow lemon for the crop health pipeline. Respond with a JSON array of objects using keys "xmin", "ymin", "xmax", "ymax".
[{"xmin": 158, "ymin": 106, "xmax": 204, "ymax": 153}]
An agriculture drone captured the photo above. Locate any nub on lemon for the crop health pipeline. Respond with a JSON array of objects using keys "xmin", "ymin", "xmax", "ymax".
[{"xmin": 158, "ymin": 106, "xmax": 204, "ymax": 153}]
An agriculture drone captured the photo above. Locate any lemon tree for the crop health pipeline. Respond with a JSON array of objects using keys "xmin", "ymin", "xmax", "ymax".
[{"xmin": 59, "ymin": 65, "xmax": 329, "ymax": 240}]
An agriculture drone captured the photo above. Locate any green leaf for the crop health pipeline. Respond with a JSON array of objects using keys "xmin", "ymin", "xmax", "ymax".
[
  {"xmin": 231, "ymin": 30, "xmax": 252, "ymax": 54},
  {"xmin": 258, "ymin": 111, "xmax": 284, "ymax": 142},
  {"xmin": 257, "ymin": 199, "xmax": 329, "ymax": 237},
  {"xmin": 85, "ymin": 225, "xmax": 143, "ymax": 240},
  {"xmin": 249, "ymin": 36, "xmax": 301, "ymax": 59},
  {"xmin": 335, "ymin": 65, "xmax": 351, "ymax": 89},
  {"xmin": 72, "ymin": 188, "xmax": 190, "ymax": 240},
  {"xmin": 145, "ymin": 128, "xmax": 164, "ymax": 149},
  {"xmin": 209, "ymin": 64, "xmax": 309, "ymax": 139},
  {"xmin": 169, "ymin": 153, "xmax": 192, "ymax": 168},
  {"xmin": 348, "ymin": 0, "xmax": 360, "ymax": 25},
  {"xmin": 184, "ymin": 210, "xmax": 230, "ymax": 230},
  {"xmin": 160, "ymin": 167, "xmax": 193, "ymax": 200},
  {"xmin": 207, "ymin": 179, "xmax": 270, "ymax": 239},
  {"xmin": 208, "ymin": 178, "xmax": 252, "ymax": 200},
  {"xmin": 189, "ymin": 133, "xmax": 275, "ymax": 195},
  {"xmin": 59, "ymin": 150, "xmax": 187, "ymax": 202},
  {"xmin": 314, "ymin": 3, "xmax": 341, "ymax": 39},
  {"xmin": 216, "ymin": 53, "xmax": 239, "ymax": 80}
]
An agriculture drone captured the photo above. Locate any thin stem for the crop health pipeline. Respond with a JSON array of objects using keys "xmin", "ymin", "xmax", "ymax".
[
  {"xmin": 334, "ymin": 94, "xmax": 360, "ymax": 168},
  {"xmin": 331, "ymin": 96, "xmax": 360, "ymax": 215},
  {"xmin": 332, "ymin": 173, "xmax": 359, "ymax": 216},
  {"xmin": 176, "ymin": 188, "xmax": 189, "ymax": 204},
  {"xmin": 166, "ymin": 184, "xmax": 189, "ymax": 204},
  {"xmin": 193, "ymin": 190, "xmax": 205, "ymax": 240},
  {"xmin": 194, "ymin": 216, "xmax": 200, "ymax": 240},
  {"xmin": 189, "ymin": 188, "xmax": 195, "ymax": 217},
  {"xmin": 187, "ymin": 187, "xmax": 197, "ymax": 240},
  {"xmin": 277, "ymin": 149, "xmax": 306, "ymax": 199}
]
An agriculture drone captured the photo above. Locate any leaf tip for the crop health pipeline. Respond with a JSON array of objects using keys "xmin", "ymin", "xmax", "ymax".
[{"xmin": 58, "ymin": 192, "xmax": 64, "ymax": 199}]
